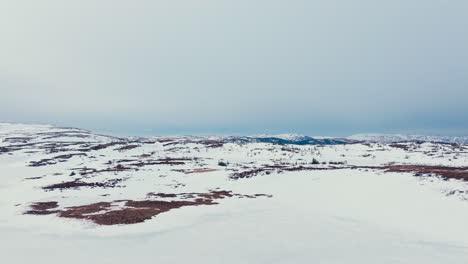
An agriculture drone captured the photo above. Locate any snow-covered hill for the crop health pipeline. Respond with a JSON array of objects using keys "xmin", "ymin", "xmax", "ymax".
[
  {"xmin": 252, "ymin": 133, "xmax": 313, "ymax": 141},
  {"xmin": 1, "ymin": 123, "xmax": 468, "ymax": 264},
  {"xmin": 349, "ymin": 133, "xmax": 468, "ymax": 145},
  {"xmin": 224, "ymin": 133, "xmax": 352, "ymax": 145}
]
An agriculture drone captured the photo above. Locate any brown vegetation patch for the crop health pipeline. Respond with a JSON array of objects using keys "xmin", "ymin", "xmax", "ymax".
[
  {"xmin": 389, "ymin": 144, "xmax": 411, "ymax": 151},
  {"xmin": 70, "ymin": 164, "xmax": 135, "ymax": 176},
  {"xmin": 86, "ymin": 208, "xmax": 161, "ymax": 225},
  {"xmin": 31, "ymin": 201, "xmax": 58, "ymax": 210},
  {"xmin": 162, "ymin": 139, "xmax": 224, "ymax": 148},
  {"xmin": 103, "ymin": 157, "xmax": 196, "ymax": 169},
  {"xmin": 29, "ymin": 153, "xmax": 87, "ymax": 167},
  {"xmin": 26, "ymin": 190, "xmax": 272, "ymax": 225},
  {"xmin": 80, "ymin": 137, "xmax": 156, "ymax": 152},
  {"xmin": 24, "ymin": 201, "xmax": 59, "ymax": 215},
  {"xmin": 147, "ymin": 190, "xmax": 273, "ymax": 200},
  {"xmin": 385, "ymin": 165, "xmax": 468, "ymax": 181},
  {"xmin": 280, "ymin": 146, "xmax": 300, "ymax": 153},
  {"xmin": 198, "ymin": 140, "xmax": 225, "ymax": 148},
  {"xmin": 59, "ymin": 202, "xmax": 112, "ymax": 218},
  {"xmin": 156, "ymin": 139, "xmax": 175, "ymax": 143},
  {"xmin": 127, "ymin": 157, "xmax": 196, "ymax": 167},
  {"xmin": 175, "ymin": 168, "xmax": 219, "ymax": 174},
  {"xmin": 79, "ymin": 141, "xmax": 127, "ymax": 152},
  {"xmin": 146, "ymin": 193, "xmax": 179, "ymax": 198},
  {"xmin": 43, "ymin": 178, "xmax": 124, "ymax": 191},
  {"xmin": 43, "ymin": 180, "xmax": 103, "ymax": 190},
  {"xmin": 230, "ymin": 165, "xmax": 345, "ymax": 179},
  {"xmin": 71, "ymin": 157, "xmax": 205, "ymax": 178},
  {"xmin": 115, "ymin": 144, "xmax": 140, "ymax": 151},
  {"xmin": 24, "ymin": 176, "xmax": 44, "ymax": 180}
]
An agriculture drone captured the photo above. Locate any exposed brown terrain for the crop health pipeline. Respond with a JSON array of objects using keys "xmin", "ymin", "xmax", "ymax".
[
  {"xmin": 385, "ymin": 165, "xmax": 468, "ymax": 181},
  {"xmin": 43, "ymin": 178, "xmax": 124, "ymax": 191},
  {"xmin": 230, "ymin": 164, "xmax": 347, "ymax": 179},
  {"xmin": 25, "ymin": 201, "xmax": 59, "ymax": 215},
  {"xmin": 25, "ymin": 190, "xmax": 272, "ymax": 225}
]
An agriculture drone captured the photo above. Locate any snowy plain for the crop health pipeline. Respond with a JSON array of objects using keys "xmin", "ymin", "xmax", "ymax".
[{"xmin": 1, "ymin": 123, "xmax": 468, "ymax": 264}]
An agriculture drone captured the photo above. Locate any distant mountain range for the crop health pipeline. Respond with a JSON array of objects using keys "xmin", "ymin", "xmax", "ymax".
[
  {"xmin": 1, "ymin": 123, "xmax": 467, "ymax": 145},
  {"xmin": 223, "ymin": 133, "xmax": 468, "ymax": 145}
]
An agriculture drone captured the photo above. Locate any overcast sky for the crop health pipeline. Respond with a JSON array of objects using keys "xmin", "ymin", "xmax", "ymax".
[{"xmin": 1, "ymin": 0, "xmax": 467, "ymax": 136}]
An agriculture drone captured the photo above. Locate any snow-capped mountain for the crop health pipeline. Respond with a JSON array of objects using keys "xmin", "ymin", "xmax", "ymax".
[{"xmin": 348, "ymin": 133, "xmax": 468, "ymax": 145}]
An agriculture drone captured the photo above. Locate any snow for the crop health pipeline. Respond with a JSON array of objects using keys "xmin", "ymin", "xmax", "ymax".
[
  {"xmin": 349, "ymin": 133, "xmax": 468, "ymax": 145},
  {"xmin": 1, "ymin": 123, "xmax": 468, "ymax": 263}
]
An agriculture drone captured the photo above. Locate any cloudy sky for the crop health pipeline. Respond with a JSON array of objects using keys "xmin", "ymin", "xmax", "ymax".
[{"xmin": 1, "ymin": 0, "xmax": 467, "ymax": 136}]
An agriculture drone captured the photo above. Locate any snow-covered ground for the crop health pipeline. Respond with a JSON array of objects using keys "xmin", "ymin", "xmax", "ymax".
[
  {"xmin": 349, "ymin": 133, "xmax": 468, "ymax": 145},
  {"xmin": 1, "ymin": 123, "xmax": 468, "ymax": 263}
]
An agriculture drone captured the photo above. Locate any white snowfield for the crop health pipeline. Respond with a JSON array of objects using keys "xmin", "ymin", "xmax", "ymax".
[{"xmin": 1, "ymin": 123, "xmax": 468, "ymax": 264}]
